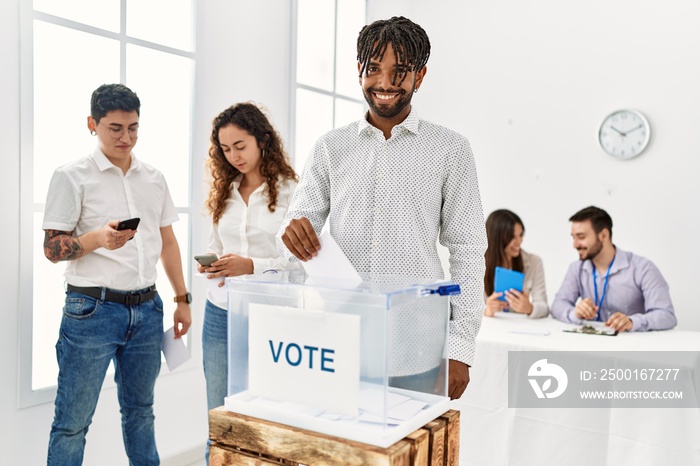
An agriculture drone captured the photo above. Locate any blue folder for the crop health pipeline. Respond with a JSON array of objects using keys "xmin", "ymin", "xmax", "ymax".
[{"xmin": 494, "ymin": 266, "xmax": 525, "ymax": 302}]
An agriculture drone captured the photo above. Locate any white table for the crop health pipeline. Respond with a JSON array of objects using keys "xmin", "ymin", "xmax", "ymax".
[{"xmin": 454, "ymin": 313, "xmax": 700, "ymax": 466}]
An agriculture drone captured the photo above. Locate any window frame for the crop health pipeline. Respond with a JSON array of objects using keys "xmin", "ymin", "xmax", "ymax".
[
  {"xmin": 288, "ymin": 0, "xmax": 367, "ymax": 170},
  {"xmin": 17, "ymin": 1, "xmax": 197, "ymax": 409}
]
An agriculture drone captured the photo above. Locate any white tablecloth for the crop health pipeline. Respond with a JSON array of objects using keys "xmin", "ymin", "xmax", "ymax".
[{"xmin": 452, "ymin": 313, "xmax": 700, "ymax": 466}]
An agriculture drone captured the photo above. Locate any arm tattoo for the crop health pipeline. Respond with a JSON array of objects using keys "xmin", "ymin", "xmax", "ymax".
[{"xmin": 43, "ymin": 229, "xmax": 85, "ymax": 263}]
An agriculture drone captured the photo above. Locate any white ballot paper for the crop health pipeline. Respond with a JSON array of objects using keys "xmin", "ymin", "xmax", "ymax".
[
  {"xmin": 302, "ymin": 231, "xmax": 362, "ymax": 285},
  {"xmin": 162, "ymin": 326, "xmax": 190, "ymax": 371}
]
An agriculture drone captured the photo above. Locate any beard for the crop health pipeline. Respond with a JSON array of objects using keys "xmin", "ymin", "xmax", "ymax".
[
  {"xmin": 578, "ymin": 238, "xmax": 603, "ymax": 261},
  {"xmin": 362, "ymin": 85, "xmax": 415, "ymax": 119}
]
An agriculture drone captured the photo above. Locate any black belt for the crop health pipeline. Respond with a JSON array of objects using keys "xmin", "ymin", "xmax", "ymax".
[{"xmin": 67, "ymin": 284, "xmax": 157, "ymax": 306}]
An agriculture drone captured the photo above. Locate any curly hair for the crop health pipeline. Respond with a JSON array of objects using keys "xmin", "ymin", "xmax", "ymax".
[
  {"xmin": 357, "ymin": 16, "xmax": 431, "ymax": 87},
  {"xmin": 205, "ymin": 103, "xmax": 297, "ymax": 223},
  {"xmin": 484, "ymin": 209, "xmax": 525, "ymax": 295}
]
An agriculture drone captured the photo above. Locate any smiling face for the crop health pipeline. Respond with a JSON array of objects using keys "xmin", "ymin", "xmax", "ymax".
[
  {"xmin": 217, "ymin": 123, "xmax": 262, "ymax": 175},
  {"xmin": 505, "ymin": 223, "xmax": 524, "ymax": 260},
  {"xmin": 571, "ymin": 220, "xmax": 605, "ymax": 261},
  {"xmin": 358, "ymin": 42, "xmax": 426, "ymax": 126}
]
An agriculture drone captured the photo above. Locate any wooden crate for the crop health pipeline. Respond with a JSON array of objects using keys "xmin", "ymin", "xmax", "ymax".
[{"xmin": 209, "ymin": 407, "xmax": 460, "ymax": 466}]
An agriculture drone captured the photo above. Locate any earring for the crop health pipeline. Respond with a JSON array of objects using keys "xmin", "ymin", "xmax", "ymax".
[
  {"xmin": 90, "ymin": 130, "xmax": 97, "ymax": 136},
  {"xmin": 262, "ymin": 149, "xmax": 266, "ymax": 158},
  {"xmin": 413, "ymin": 88, "xmax": 419, "ymax": 94}
]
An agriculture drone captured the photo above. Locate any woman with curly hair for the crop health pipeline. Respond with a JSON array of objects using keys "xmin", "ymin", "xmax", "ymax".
[{"xmin": 198, "ymin": 103, "xmax": 299, "ymax": 445}]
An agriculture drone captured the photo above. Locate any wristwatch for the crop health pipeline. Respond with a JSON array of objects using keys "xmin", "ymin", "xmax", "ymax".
[{"xmin": 173, "ymin": 292, "xmax": 192, "ymax": 304}]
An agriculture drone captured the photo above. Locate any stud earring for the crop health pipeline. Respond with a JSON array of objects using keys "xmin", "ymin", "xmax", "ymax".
[{"xmin": 90, "ymin": 130, "xmax": 97, "ymax": 136}]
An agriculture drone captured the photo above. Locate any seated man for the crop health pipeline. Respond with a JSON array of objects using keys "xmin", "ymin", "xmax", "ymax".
[{"xmin": 551, "ymin": 206, "xmax": 676, "ymax": 332}]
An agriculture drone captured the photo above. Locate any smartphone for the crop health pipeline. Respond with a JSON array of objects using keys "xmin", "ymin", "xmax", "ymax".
[
  {"xmin": 194, "ymin": 253, "xmax": 218, "ymax": 267},
  {"xmin": 116, "ymin": 217, "xmax": 141, "ymax": 231}
]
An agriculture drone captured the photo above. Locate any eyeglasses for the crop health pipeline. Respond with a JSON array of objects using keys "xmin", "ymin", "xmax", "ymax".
[{"xmin": 98, "ymin": 123, "xmax": 139, "ymax": 139}]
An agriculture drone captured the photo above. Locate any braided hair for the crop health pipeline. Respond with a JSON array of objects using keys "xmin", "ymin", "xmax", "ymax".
[
  {"xmin": 205, "ymin": 103, "xmax": 297, "ymax": 223},
  {"xmin": 357, "ymin": 16, "xmax": 431, "ymax": 87}
]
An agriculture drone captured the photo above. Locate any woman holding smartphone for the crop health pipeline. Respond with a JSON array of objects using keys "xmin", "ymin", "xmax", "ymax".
[
  {"xmin": 198, "ymin": 103, "xmax": 299, "ymax": 458},
  {"xmin": 483, "ymin": 209, "xmax": 549, "ymax": 318}
]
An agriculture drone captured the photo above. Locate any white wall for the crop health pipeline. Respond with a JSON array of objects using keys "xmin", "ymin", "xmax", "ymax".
[
  {"xmin": 192, "ymin": 0, "xmax": 293, "ymax": 258},
  {"xmin": 368, "ymin": 0, "xmax": 700, "ymax": 332},
  {"xmin": 0, "ymin": 1, "xmax": 292, "ymax": 464}
]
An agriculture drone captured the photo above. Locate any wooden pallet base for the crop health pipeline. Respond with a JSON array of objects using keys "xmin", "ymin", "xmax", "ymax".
[{"xmin": 209, "ymin": 408, "xmax": 460, "ymax": 466}]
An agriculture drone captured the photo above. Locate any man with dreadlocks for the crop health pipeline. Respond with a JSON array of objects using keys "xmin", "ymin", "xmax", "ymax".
[{"xmin": 278, "ymin": 16, "xmax": 486, "ymax": 399}]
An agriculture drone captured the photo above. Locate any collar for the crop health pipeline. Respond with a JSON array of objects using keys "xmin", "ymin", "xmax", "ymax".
[
  {"xmin": 90, "ymin": 146, "xmax": 139, "ymax": 173},
  {"xmin": 357, "ymin": 107, "xmax": 421, "ymax": 137},
  {"xmin": 231, "ymin": 176, "xmax": 266, "ymax": 195}
]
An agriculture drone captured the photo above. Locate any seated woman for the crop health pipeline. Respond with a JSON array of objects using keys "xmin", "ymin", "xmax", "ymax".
[{"xmin": 483, "ymin": 209, "xmax": 549, "ymax": 318}]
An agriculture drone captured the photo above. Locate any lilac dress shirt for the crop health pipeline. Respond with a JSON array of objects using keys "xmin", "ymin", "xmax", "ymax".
[{"xmin": 550, "ymin": 247, "xmax": 676, "ymax": 331}]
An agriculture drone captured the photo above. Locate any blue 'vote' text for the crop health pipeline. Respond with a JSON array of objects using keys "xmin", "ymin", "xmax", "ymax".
[{"xmin": 268, "ymin": 340, "xmax": 335, "ymax": 373}]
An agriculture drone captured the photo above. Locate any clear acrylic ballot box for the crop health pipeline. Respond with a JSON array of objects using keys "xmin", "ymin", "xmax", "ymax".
[{"xmin": 224, "ymin": 271, "xmax": 458, "ymax": 448}]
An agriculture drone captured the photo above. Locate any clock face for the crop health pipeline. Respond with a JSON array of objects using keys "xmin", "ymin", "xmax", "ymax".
[{"xmin": 598, "ymin": 110, "xmax": 650, "ymax": 160}]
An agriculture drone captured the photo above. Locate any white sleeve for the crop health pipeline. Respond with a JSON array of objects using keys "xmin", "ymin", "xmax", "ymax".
[{"xmin": 42, "ymin": 169, "xmax": 81, "ymax": 232}]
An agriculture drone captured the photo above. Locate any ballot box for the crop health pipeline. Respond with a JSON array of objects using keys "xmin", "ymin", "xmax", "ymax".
[{"xmin": 224, "ymin": 271, "xmax": 458, "ymax": 448}]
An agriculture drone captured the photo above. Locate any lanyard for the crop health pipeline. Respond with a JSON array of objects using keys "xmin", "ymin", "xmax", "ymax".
[{"xmin": 592, "ymin": 254, "xmax": 615, "ymax": 321}]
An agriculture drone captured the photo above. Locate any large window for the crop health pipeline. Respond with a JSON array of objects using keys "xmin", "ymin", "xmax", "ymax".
[
  {"xmin": 292, "ymin": 0, "xmax": 367, "ymax": 172},
  {"xmin": 19, "ymin": 0, "xmax": 196, "ymax": 407}
]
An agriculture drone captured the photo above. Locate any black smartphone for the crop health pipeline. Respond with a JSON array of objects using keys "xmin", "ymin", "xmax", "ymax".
[
  {"xmin": 194, "ymin": 253, "xmax": 218, "ymax": 267},
  {"xmin": 116, "ymin": 217, "xmax": 140, "ymax": 231}
]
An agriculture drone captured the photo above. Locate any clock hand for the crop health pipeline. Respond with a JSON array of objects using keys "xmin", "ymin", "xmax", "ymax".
[
  {"xmin": 625, "ymin": 124, "xmax": 643, "ymax": 134},
  {"xmin": 610, "ymin": 125, "xmax": 626, "ymax": 136}
]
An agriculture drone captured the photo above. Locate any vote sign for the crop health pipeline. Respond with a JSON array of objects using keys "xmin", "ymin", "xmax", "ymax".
[{"xmin": 248, "ymin": 303, "xmax": 361, "ymax": 415}]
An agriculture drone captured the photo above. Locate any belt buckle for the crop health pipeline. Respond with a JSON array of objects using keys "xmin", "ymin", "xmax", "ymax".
[{"xmin": 124, "ymin": 293, "xmax": 136, "ymax": 306}]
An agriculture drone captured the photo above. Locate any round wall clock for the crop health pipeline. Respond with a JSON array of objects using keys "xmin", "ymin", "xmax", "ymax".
[{"xmin": 597, "ymin": 109, "xmax": 651, "ymax": 160}]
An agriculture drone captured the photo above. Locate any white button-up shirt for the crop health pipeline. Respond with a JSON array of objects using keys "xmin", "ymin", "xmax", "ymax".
[
  {"xmin": 207, "ymin": 177, "xmax": 300, "ymax": 306},
  {"xmin": 277, "ymin": 109, "xmax": 487, "ymax": 366},
  {"xmin": 43, "ymin": 147, "xmax": 179, "ymax": 290}
]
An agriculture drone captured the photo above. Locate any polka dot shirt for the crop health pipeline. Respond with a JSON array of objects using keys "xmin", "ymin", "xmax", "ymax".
[{"xmin": 277, "ymin": 109, "xmax": 487, "ymax": 366}]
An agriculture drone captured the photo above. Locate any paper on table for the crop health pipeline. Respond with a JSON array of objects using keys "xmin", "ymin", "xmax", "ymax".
[
  {"xmin": 162, "ymin": 326, "xmax": 190, "ymax": 371},
  {"xmin": 302, "ymin": 231, "xmax": 361, "ymax": 284},
  {"xmin": 357, "ymin": 412, "xmax": 403, "ymax": 425},
  {"xmin": 358, "ymin": 387, "xmax": 411, "ymax": 416},
  {"xmin": 510, "ymin": 329, "xmax": 551, "ymax": 336},
  {"xmin": 387, "ymin": 399, "xmax": 428, "ymax": 421},
  {"xmin": 563, "ymin": 320, "xmax": 617, "ymax": 336}
]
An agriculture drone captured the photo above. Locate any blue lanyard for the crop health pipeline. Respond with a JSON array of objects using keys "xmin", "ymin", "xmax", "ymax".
[{"xmin": 592, "ymin": 254, "xmax": 615, "ymax": 321}]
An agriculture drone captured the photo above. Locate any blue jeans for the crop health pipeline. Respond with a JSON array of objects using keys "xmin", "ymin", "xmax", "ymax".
[
  {"xmin": 202, "ymin": 300, "xmax": 228, "ymax": 411},
  {"xmin": 202, "ymin": 300, "xmax": 228, "ymax": 464},
  {"xmin": 47, "ymin": 289, "xmax": 164, "ymax": 466}
]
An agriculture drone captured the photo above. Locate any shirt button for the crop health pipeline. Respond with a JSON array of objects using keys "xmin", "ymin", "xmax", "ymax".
[
  {"xmin": 376, "ymin": 173, "xmax": 384, "ymax": 181},
  {"xmin": 374, "ymin": 207, "xmax": 382, "ymax": 214},
  {"xmin": 372, "ymin": 240, "xmax": 380, "ymax": 248}
]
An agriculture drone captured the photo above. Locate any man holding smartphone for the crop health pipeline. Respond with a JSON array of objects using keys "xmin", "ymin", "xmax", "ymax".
[{"xmin": 42, "ymin": 83, "xmax": 191, "ymax": 466}]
